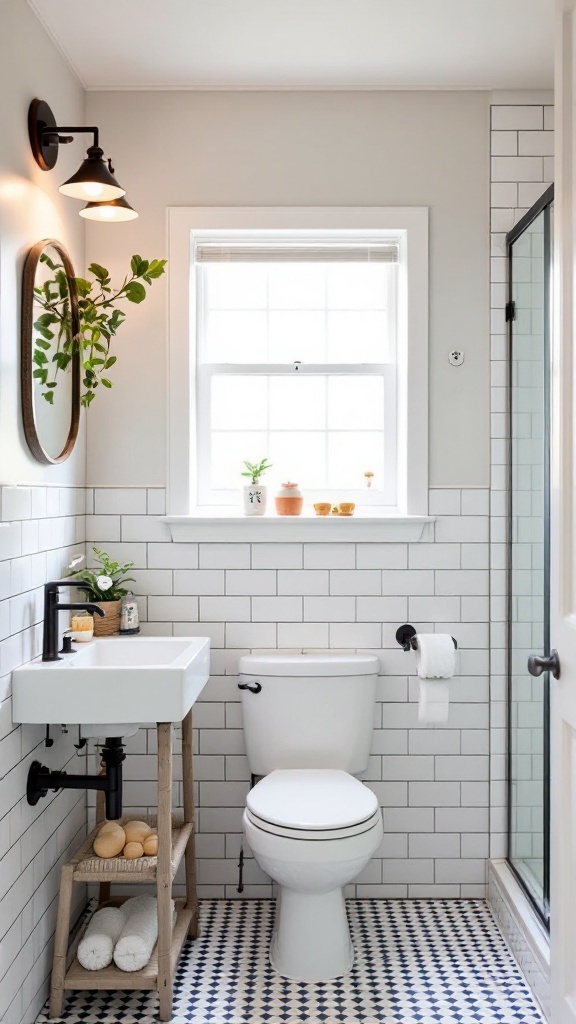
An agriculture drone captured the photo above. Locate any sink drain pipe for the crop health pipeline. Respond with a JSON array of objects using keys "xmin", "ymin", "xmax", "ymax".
[{"xmin": 26, "ymin": 737, "xmax": 126, "ymax": 819}]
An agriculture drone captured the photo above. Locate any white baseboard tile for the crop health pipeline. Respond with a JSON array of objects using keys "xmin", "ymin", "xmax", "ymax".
[{"xmin": 488, "ymin": 859, "xmax": 550, "ymax": 1020}]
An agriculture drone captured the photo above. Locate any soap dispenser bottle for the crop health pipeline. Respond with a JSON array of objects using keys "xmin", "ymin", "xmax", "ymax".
[{"xmin": 119, "ymin": 592, "xmax": 140, "ymax": 635}]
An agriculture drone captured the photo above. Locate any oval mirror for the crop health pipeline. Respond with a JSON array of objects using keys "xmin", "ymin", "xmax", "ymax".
[{"xmin": 21, "ymin": 239, "xmax": 80, "ymax": 464}]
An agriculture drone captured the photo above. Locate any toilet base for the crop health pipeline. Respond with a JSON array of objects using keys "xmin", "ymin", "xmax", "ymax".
[{"xmin": 269, "ymin": 887, "xmax": 354, "ymax": 981}]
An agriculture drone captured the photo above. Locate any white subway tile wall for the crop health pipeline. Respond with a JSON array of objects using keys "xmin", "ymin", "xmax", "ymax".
[
  {"xmin": 489, "ymin": 101, "xmax": 553, "ymax": 1016},
  {"xmin": 490, "ymin": 103, "xmax": 552, "ymax": 860},
  {"xmin": 0, "ymin": 486, "xmax": 87, "ymax": 1024},
  {"xmin": 86, "ymin": 484, "xmax": 490, "ymax": 902},
  {"xmin": 0, "ymin": 103, "xmax": 551, "ymax": 1024}
]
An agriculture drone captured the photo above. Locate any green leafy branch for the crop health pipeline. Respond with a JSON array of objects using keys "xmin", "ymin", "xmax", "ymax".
[
  {"xmin": 32, "ymin": 251, "xmax": 74, "ymax": 405},
  {"xmin": 33, "ymin": 253, "xmax": 166, "ymax": 408}
]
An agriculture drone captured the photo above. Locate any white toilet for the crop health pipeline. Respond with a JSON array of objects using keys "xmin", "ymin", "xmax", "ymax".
[{"xmin": 238, "ymin": 651, "xmax": 383, "ymax": 982}]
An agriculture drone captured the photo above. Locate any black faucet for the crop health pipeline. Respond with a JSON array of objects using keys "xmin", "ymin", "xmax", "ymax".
[{"xmin": 42, "ymin": 580, "xmax": 105, "ymax": 662}]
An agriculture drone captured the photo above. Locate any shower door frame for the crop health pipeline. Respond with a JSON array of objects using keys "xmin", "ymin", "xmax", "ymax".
[{"xmin": 505, "ymin": 183, "xmax": 553, "ymax": 929}]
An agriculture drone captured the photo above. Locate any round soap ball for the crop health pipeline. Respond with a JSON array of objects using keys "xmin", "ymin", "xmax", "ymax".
[
  {"xmin": 124, "ymin": 841, "xmax": 144, "ymax": 859},
  {"xmin": 142, "ymin": 834, "xmax": 158, "ymax": 856},
  {"xmin": 123, "ymin": 820, "xmax": 153, "ymax": 845},
  {"xmin": 93, "ymin": 826, "xmax": 125, "ymax": 859},
  {"xmin": 98, "ymin": 821, "xmax": 125, "ymax": 837}
]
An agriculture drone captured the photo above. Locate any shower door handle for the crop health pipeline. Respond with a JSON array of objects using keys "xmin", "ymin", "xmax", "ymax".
[{"xmin": 527, "ymin": 650, "xmax": 560, "ymax": 680}]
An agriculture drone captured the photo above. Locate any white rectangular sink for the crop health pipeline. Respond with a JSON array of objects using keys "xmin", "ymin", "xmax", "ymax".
[{"xmin": 12, "ymin": 637, "xmax": 210, "ymax": 726}]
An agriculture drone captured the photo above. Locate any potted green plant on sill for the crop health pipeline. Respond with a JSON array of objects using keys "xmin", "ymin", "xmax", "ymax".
[
  {"xmin": 68, "ymin": 548, "xmax": 136, "ymax": 636},
  {"xmin": 241, "ymin": 458, "xmax": 272, "ymax": 516},
  {"xmin": 33, "ymin": 253, "xmax": 166, "ymax": 408}
]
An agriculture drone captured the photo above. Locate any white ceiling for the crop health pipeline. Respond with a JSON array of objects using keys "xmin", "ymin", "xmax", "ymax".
[{"xmin": 28, "ymin": 0, "xmax": 554, "ymax": 92}]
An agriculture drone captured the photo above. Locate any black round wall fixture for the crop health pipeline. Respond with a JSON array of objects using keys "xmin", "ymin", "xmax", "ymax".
[{"xmin": 28, "ymin": 98, "xmax": 58, "ymax": 170}]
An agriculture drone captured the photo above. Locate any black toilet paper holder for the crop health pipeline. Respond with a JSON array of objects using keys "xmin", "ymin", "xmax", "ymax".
[{"xmin": 395, "ymin": 623, "xmax": 457, "ymax": 652}]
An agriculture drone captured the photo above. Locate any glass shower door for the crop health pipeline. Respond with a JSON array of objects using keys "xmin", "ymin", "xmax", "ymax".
[{"xmin": 507, "ymin": 189, "xmax": 552, "ymax": 924}]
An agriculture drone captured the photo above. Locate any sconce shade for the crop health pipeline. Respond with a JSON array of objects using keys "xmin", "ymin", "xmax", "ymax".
[
  {"xmin": 59, "ymin": 146, "xmax": 125, "ymax": 202},
  {"xmin": 80, "ymin": 195, "xmax": 138, "ymax": 222}
]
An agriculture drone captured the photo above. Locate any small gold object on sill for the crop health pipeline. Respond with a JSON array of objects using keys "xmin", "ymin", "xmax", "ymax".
[
  {"xmin": 338, "ymin": 502, "xmax": 355, "ymax": 516},
  {"xmin": 329, "ymin": 502, "xmax": 356, "ymax": 516}
]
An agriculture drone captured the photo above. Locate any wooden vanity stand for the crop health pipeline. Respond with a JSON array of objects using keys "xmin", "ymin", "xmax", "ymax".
[{"xmin": 49, "ymin": 710, "xmax": 197, "ymax": 1021}]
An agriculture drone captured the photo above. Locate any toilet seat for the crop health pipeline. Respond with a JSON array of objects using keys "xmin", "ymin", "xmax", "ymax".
[
  {"xmin": 245, "ymin": 806, "xmax": 382, "ymax": 841},
  {"xmin": 246, "ymin": 769, "xmax": 380, "ymax": 841}
]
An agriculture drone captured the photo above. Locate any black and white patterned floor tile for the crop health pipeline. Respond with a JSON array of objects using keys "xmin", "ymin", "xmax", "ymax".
[{"xmin": 37, "ymin": 899, "xmax": 545, "ymax": 1024}]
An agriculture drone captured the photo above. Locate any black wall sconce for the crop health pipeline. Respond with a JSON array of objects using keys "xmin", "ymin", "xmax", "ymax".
[
  {"xmin": 28, "ymin": 98, "xmax": 138, "ymax": 222},
  {"xmin": 79, "ymin": 196, "xmax": 138, "ymax": 223}
]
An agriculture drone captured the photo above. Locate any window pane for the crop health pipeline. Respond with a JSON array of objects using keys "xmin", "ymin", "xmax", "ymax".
[
  {"xmin": 269, "ymin": 431, "xmax": 327, "ymax": 488},
  {"xmin": 328, "ymin": 377, "xmax": 385, "ymax": 430},
  {"xmin": 268, "ymin": 264, "xmax": 325, "ymax": 309},
  {"xmin": 204, "ymin": 311, "xmax": 267, "ymax": 362},
  {"xmin": 211, "ymin": 376, "xmax": 268, "ymax": 430},
  {"xmin": 326, "ymin": 263, "xmax": 388, "ymax": 310},
  {"xmin": 198, "ymin": 253, "xmax": 397, "ymax": 504},
  {"xmin": 268, "ymin": 311, "xmax": 326, "ymax": 363},
  {"xmin": 269, "ymin": 376, "xmax": 326, "ymax": 430},
  {"xmin": 327, "ymin": 311, "xmax": 389, "ymax": 362},
  {"xmin": 327, "ymin": 432, "xmax": 385, "ymax": 488},
  {"xmin": 211, "ymin": 431, "xmax": 268, "ymax": 489},
  {"xmin": 205, "ymin": 264, "xmax": 267, "ymax": 309}
]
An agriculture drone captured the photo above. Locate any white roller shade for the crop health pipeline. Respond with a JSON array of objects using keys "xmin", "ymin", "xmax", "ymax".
[{"xmin": 195, "ymin": 243, "xmax": 399, "ymax": 263}]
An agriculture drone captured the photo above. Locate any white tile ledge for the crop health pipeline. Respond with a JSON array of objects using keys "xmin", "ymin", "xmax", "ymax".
[
  {"xmin": 489, "ymin": 860, "xmax": 550, "ymax": 974},
  {"xmin": 161, "ymin": 514, "xmax": 435, "ymax": 543}
]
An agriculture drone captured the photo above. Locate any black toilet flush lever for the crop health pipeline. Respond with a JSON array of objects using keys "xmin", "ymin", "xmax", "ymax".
[{"xmin": 238, "ymin": 680, "xmax": 262, "ymax": 694}]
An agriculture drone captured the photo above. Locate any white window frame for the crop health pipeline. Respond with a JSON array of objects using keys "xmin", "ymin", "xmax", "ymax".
[{"xmin": 167, "ymin": 207, "xmax": 429, "ymax": 524}]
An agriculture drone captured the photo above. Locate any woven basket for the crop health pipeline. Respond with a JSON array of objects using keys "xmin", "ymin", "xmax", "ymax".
[
  {"xmin": 93, "ymin": 599, "xmax": 121, "ymax": 637},
  {"xmin": 82, "ymin": 815, "xmax": 184, "ymax": 874}
]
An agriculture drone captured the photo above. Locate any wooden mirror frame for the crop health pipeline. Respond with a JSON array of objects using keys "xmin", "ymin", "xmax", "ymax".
[{"xmin": 21, "ymin": 239, "xmax": 81, "ymax": 465}]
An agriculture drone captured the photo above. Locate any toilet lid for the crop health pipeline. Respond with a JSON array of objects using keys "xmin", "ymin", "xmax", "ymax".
[{"xmin": 247, "ymin": 769, "xmax": 378, "ymax": 830}]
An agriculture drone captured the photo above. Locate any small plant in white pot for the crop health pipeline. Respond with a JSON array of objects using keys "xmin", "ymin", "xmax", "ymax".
[{"xmin": 241, "ymin": 458, "xmax": 272, "ymax": 516}]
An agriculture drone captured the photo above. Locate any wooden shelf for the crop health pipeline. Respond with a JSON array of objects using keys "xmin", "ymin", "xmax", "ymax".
[
  {"xmin": 64, "ymin": 901, "xmax": 192, "ymax": 991},
  {"xmin": 71, "ymin": 819, "xmax": 193, "ymax": 883},
  {"xmin": 49, "ymin": 713, "xmax": 198, "ymax": 1022}
]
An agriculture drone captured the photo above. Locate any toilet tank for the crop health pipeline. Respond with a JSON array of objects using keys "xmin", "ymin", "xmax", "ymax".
[{"xmin": 238, "ymin": 652, "xmax": 380, "ymax": 776}]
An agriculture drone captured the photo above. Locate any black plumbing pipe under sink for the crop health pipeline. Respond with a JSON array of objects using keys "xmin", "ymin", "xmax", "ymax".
[{"xmin": 26, "ymin": 736, "xmax": 126, "ymax": 819}]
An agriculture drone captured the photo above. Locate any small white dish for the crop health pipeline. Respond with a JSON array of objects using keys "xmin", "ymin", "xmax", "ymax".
[{"xmin": 71, "ymin": 630, "xmax": 93, "ymax": 643}]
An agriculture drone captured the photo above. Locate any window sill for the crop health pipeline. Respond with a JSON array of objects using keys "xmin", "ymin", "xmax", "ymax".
[{"xmin": 161, "ymin": 514, "xmax": 435, "ymax": 543}]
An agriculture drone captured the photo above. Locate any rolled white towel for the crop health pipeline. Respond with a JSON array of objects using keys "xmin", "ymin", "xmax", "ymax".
[
  {"xmin": 114, "ymin": 895, "xmax": 174, "ymax": 973},
  {"xmin": 77, "ymin": 906, "xmax": 127, "ymax": 971}
]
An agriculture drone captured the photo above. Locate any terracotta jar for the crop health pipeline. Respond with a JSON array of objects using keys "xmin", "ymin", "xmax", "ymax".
[{"xmin": 275, "ymin": 482, "xmax": 304, "ymax": 516}]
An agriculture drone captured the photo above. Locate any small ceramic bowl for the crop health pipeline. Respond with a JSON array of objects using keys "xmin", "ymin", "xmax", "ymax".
[
  {"xmin": 314, "ymin": 502, "xmax": 332, "ymax": 516},
  {"xmin": 70, "ymin": 629, "xmax": 94, "ymax": 642},
  {"xmin": 338, "ymin": 502, "xmax": 356, "ymax": 516}
]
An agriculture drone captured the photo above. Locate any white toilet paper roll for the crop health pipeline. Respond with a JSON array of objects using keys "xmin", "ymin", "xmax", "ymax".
[
  {"xmin": 418, "ymin": 680, "xmax": 450, "ymax": 724},
  {"xmin": 415, "ymin": 634, "xmax": 455, "ymax": 725},
  {"xmin": 415, "ymin": 634, "xmax": 456, "ymax": 679}
]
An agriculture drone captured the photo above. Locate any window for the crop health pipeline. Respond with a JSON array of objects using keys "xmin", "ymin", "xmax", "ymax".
[
  {"xmin": 167, "ymin": 208, "xmax": 429, "ymax": 520},
  {"xmin": 195, "ymin": 241, "xmax": 399, "ymax": 508}
]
